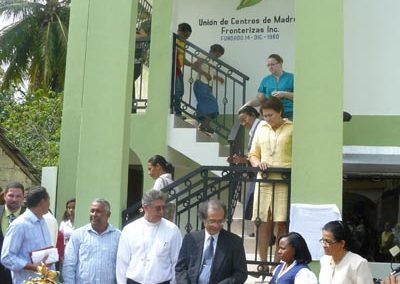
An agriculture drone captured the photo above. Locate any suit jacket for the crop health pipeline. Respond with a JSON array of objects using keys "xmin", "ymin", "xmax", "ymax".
[
  {"xmin": 175, "ymin": 229, "xmax": 247, "ymax": 284},
  {"xmin": 0, "ymin": 205, "xmax": 26, "ymax": 284},
  {"xmin": 0, "ymin": 205, "xmax": 8, "ymax": 254},
  {"xmin": 0, "ymin": 205, "xmax": 26, "ymax": 247}
]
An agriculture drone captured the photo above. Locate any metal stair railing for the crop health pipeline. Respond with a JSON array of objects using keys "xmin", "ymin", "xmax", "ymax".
[
  {"xmin": 136, "ymin": 0, "xmax": 151, "ymax": 27},
  {"xmin": 132, "ymin": 0, "xmax": 152, "ymax": 113},
  {"xmin": 171, "ymin": 34, "xmax": 249, "ymax": 143},
  {"xmin": 121, "ymin": 165, "xmax": 291, "ymax": 279}
]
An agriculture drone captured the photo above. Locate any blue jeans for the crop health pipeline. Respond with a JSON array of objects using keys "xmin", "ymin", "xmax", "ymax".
[
  {"xmin": 174, "ymin": 73, "xmax": 184, "ymax": 115},
  {"xmin": 193, "ymin": 80, "xmax": 218, "ymax": 121}
]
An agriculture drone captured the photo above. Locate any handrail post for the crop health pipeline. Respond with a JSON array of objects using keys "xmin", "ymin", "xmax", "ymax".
[
  {"xmin": 169, "ymin": 34, "xmax": 249, "ymax": 143},
  {"xmin": 121, "ymin": 166, "xmax": 291, "ymax": 279},
  {"xmin": 170, "ymin": 33, "xmax": 177, "ymax": 114},
  {"xmin": 228, "ymin": 121, "xmax": 245, "ymax": 160}
]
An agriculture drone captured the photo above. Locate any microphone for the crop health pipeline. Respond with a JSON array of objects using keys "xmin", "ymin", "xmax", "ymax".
[{"xmin": 390, "ymin": 266, "xmax": 400, "ymax": 276}]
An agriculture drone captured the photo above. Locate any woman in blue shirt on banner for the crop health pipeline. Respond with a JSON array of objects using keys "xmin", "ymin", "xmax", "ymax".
[{"xmin": 270, "ymin": 232, "xmax": 317, "ymax": 284}]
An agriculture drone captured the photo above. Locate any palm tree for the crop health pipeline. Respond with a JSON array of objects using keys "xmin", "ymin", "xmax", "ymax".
[{"xmin": 0, "ymin": 0, "xmax": 70, "ymax": 92}]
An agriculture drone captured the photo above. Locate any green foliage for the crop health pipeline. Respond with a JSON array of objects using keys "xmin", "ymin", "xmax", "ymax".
[
  {"xmin": 0, "ymin": 0, "xmax": 70, "ymax": 92},
  {"xmin": 236, "ymin": 0, "xmax": 263, "ymax": 10},
  {"xmin": 0, "ymin": 89, "xmax": 63, "ymax": 170}
]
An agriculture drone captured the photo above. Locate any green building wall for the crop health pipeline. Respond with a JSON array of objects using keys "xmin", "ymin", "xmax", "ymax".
[
  {"xmin": 56, "ymin": 0, "xmax": 91, "ymax": 222},
  {"xmin": 291, "ymin": 1, "xmax": 343, "ymax": 207},
  {"xmin": 58, "ymin": 0, "xmax": 400, "ymax": 230},
  {"xmin": 130, "ymin": 0, "xmax": 175, "ymax": 191},
  {"xmin": 57, "ymin": 0, "xmax": 137, "ymax": 227},
  {"xmin": 292, "ymin": 0, "xmax": 343, "ymax": 272},
  {"xmin": 344, "ymin": 115, "xmax": 400, "ymax": 146}
]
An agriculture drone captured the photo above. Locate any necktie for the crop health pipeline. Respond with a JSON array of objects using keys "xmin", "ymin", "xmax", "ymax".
[
  {"xmin": 199, "ymin": 236, "xmax": 214, "ymax": 284},
  {"xmin": 8, "ymin": 213, "xmax": 16, "ymax": 225}
]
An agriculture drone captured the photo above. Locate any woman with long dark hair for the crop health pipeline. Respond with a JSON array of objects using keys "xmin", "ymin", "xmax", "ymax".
[
  {"xmin": 147, "ymin": 155, "xmax": 176, "ymax": 221},
  {"xmin": 147, "ymin": 155, "xmax": 174, "ymax": 190},
  {"xmin": 59, "ymin": 198, "xmax": 76, "ymax": 245}
]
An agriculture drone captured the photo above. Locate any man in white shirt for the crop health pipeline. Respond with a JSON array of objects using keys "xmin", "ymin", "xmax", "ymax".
[
  {"xmin": 43, "ymin": 211, "xmax": 58, "ymax": 247},
  {"xmin": 116, "ymin": 190, "xmax": 182, "ymax": 284},
  {"xmin": 175, "ymin": 200, "xmax": 247, "ymax": 284}
]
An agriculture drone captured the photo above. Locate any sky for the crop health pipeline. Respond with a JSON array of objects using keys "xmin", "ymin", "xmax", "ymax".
[
  {"xmin": 0, "ymin": 17, "xmax": 12, "ymax": 72},
  {"xmin": 0, "ymin": 15, "xmax": 13, "ymax": 29},
  {"xmin": 1, "ymin": 16, "xmax": 28, "ymax": 95}
]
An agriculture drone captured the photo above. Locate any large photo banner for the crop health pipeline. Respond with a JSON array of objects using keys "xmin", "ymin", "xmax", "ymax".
[{"xmin": 173, "ymin": 0, "xmax": 295, "ymax": 112}]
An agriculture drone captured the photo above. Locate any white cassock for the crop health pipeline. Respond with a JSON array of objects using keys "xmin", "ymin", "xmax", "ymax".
[{"xmin": 116, "ymin": 217, "xmax": 182, "ymax": 284}]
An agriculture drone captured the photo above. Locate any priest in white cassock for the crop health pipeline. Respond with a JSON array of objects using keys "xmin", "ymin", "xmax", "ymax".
[{"xmin": 116, "ymin": 189, "xmax": 182, "ymax": 284}]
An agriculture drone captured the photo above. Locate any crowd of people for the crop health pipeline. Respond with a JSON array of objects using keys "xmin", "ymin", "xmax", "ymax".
[
  {"xmin": 169, "ymin": 21, "xmax": 397, "ymax": 284},
  {"xmin": 0, "ymin": 183, "xmax": 247, "ymax": 284},
  {"xmin": 0, "ymin": 23, "xmax": 398, "ymax": 284},
  {"xmin": 1, "ymin": 180, "xmax": 397, "ymax": 283},
  {"xmin": 172, "ymin": 22, "xmax": 294, "ymax": 135}
]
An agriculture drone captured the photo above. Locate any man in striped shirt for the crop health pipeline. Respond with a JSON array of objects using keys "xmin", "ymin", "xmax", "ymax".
[
  {"xmin": 63, "ymin": 198, "xmax": 121, "ymax": 284},
  {"xmin": 1, "ymin": 186, "xmax": 52, "ymax": 284}
]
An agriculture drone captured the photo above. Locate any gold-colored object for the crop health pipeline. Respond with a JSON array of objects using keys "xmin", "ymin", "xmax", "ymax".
[{"xmin": 23, "ymin": 262, "xmax": 60, "ymax": 284}]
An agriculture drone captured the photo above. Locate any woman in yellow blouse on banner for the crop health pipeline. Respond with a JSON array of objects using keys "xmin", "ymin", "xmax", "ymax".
[{"xmin": 248, "ymin": 96, "xmax": 293, "ymax": 269}]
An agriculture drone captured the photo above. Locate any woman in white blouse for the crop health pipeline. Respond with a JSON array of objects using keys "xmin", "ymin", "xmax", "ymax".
[
  {"xmin": 319, "ymin": 220, "xmax": 374, "ymax": 284},
  {"xmin": 147, "ymin": 155, "xmax": 176, "ymax": 221},
  {"xmin": 147, "ymin": 155, "xmax": 174, "ymax": 191},
  {"xmin": 269, "ymin": 232, "xmax": 317, "ymax": 284},
  {"xmin": 59, "ymin": 198, "xmax": 75, "ymax": 245}
]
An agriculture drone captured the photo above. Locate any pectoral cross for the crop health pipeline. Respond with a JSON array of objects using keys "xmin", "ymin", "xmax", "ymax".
[{"xmin": 141, "ymin": 254, "xmax": 150, "ymax": 267}]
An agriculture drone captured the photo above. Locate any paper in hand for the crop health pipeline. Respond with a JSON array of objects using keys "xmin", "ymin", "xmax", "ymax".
[{"xmin": 31, "ymin": 247, "xmax": 59, "ymax": 264}]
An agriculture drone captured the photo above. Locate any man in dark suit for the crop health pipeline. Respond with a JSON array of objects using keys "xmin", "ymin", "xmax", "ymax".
[
  {"xmin": 176, "ymin": 200, "xmax": 247, "ymax": 284},
  {"xmin": 0, "ymin": 181, "xmax": 25, "ymax": 284}
]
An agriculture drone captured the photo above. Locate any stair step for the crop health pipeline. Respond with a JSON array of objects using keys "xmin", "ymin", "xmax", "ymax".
[
  {"xmin": 173, "ymin": 115, "xmax": 196, "ymax": 128},
  {"xmin": 246, "ymin": 274, "xmax": 272, "ymax": 284},
  {"xmin": 245, "ymin": 252, "xmax": 274, "ymax": 284},
  {"xmin": 219, "ymin": 144, "xmax": 230, "ymax": 157},
  {"xmin": 196, "ymin": 129, "xmax": 219, "ymax": 142},
  {"xmin": 231, "ymin": 218, "xmax": 254, "ymax": 235},
  {"xmin": 230, "ymin": 202, "xmax": 278, "ymax": 267},
  {"xmin": 233, "ymin": 202, "xmax": 245, "ymax": 218},
  {"xmin": 230, "ymin": 221, "xmax": 257, "ymax": 253},
  {"xmin": 167, "ymin": 114, "xmax": 229, "ymax": 171}
]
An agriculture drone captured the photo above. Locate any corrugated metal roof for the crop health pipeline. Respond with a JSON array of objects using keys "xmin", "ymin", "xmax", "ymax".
[{"xmin": 0, "ymin": 126, "xmax": 40, "ymax": 184}]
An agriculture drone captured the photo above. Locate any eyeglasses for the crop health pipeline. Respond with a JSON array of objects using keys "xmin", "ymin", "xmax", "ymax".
[
  {"xmin": 267, "ymin": 62, "xmax": 280, "ymax": 67},
  {"xmin": 205, "ymin": 219, "xmax": 225, "ymax": 225},
  {"xmin": 149, "ymin": 205, "xmax": 165, "ymax": 211},
  {"xmin": 319, "ymin": 238, "xmax": 338, "ymax": 246}
]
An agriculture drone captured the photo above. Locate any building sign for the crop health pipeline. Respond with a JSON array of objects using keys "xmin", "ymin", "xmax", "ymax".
[
  {"xmin": 198, "ymin": 15, "xmax": 295, "ymax": 42},
  {"xmin": 174, "ymin": 0, "xmax": 295, "ymax": 108}
]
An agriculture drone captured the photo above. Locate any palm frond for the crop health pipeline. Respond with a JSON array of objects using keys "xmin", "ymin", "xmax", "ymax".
[
  {"xmin": 0, "ymin": 0, "xmax": 42, "ymax": 22},
  {"xmin": 0, "ymin": 0, "xmax": 70, "ymax": 91},
  {"xmin": 0, "ymin": 15, "xmax": 38, "ymax": 61}
]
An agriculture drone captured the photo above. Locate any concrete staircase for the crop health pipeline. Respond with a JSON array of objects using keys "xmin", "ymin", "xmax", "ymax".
[
  {"xmin": 168, "ymin": 115, "xmax": 269, "ymax": 282},
  {"xmin": 231, "ymin": 202, "xmax": 275, "ymax": 284},
  {"xmin": 167, "ymin": 114, "xmax": 230, "ymax": 168}
]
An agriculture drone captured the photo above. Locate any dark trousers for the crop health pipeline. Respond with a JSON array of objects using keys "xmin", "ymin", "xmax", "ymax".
[
  {"xmin": 127, "ymin": 279, "xmax": 170, "ymax": 284},
  {"xmin": 0, "ymin": 265, "xmax": 12, "ymax": 284},
  {"xmin": 244, "ymin": 181, "xmax": 256, "ymax": 220},
  {"xmin": 174, "ymin": 73, "xmax": 184, "ymax": 115}
]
